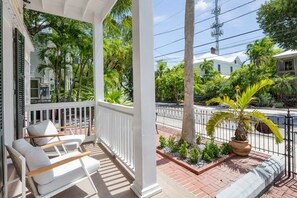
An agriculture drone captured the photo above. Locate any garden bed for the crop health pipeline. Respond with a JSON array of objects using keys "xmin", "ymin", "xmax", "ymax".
[
  {"xmin": 157, "ymin": 148, "xmax": 235, "ymax": 175},
  {"xmin": 157, "ymin": 134, "xmax": 235, "ymax": 175}
]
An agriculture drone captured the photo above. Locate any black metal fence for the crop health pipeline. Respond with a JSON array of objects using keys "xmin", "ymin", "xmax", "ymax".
[{"xmin": 156, "ymin": 105, "xmax": 297, "ymax": 174}]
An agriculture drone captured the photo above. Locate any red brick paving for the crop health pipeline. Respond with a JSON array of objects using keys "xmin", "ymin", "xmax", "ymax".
[
  {"xmin": 261, "ymin": 175, "xmax": 297, "ymax": 198},
  {"xmin": 156, "ymin": 129, "xmax": 268, "ymax": 197}
]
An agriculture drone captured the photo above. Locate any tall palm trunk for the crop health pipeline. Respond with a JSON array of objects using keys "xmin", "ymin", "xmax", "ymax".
[{"xmin": 181, "ymin": 0, "xmax": 195, "ymax": 144}]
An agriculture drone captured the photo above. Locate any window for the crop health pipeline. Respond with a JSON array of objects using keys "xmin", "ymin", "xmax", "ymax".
[
  {"xmin": 218, "ymin": 64, "xmax": 221, "ymax": 72},
  {"xmin": 230, "ymin": 66, "xmax": 233, "ymax": 73},
  {"xmin": 234, "ymin": 60, "xmax": 237, "ymax": 64},
  {"xmin": 31, "ymin": 79, "xmax": 39, "ymax": 98},
  {"xmin": 284, "ymin": 60, "xmax": 294, "ymax": 71}
]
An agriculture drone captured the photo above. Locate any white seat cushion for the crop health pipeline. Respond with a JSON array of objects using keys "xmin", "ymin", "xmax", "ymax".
[
  {"xmin": 47, "ymin": 135, "xmax": 85, "ymax": 151},
  {"xmin": 12, "ymin": 139, "xmax": 34, "ymax": 156},
  {"xmin": 27, "ymin": 120, "xmax": 58, "ymax": 146},
  {"xmin": 37, "ymin": 152, "xmax": 100, "ymax": 195},
  {"xmin": 25, "ymin": 147, "xmax": 54, "ymax": 185}
]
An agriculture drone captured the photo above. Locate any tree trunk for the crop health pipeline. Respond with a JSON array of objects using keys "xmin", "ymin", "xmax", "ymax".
[{"xmin": 181, "ymin": 0, "xmax": 195, "ymax": 144}]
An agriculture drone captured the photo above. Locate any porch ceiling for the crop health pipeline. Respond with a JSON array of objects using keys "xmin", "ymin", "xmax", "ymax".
[{"xmin": 25, "ymin": 0, "xmax": 117, "ymax": 23}]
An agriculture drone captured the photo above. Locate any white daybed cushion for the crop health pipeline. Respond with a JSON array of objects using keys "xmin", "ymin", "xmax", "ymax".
[
  {"xmin": 47, "ymin": 135, "xmax": 85, "ymax": 151},
  {"xmin": 37, "ymin": 152, "xmax": 100, "ymax": 195},
  {"xmin": 25, "ymin": 147, "xmax": 54, "ymax": 185},
  {"xmin": 27, "ymin": 120, "xmax": 58, "ymax": 146},
  {"xmin": 12, "ymin": 139, "xmax": 33, "ymax": 156}
]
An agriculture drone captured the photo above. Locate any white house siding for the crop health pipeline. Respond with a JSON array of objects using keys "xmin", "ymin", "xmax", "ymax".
[
  {"xmin": 3, "ymin": 9, "xmax": 15, "ymax": 146},
  {"xmin": 194, "ymin": 57, "xmax": 241, "ymax": 76},
  {"xmin": 2, "ymin": 0, "xmax": 34, "ymax": 145}
]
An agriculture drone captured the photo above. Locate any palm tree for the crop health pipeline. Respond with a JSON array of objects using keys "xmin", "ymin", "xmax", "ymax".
[
  {"xmin": 272, "ymin": 74, "xmax": 296, "ymax": 101},
  {"xmin": 246, "ymin": 37, "xmax": 277, "ymax": 66},
  {"xmin": 206, "ymin": 79, "xmax": 282, "ymax": 144},
  {"xmin": 199, "ymin": 59, "xmax": 214, "ymax": 74},
  {"xmin": 181, "ymin": 0, "xmax": 195, "ymax": 144}
]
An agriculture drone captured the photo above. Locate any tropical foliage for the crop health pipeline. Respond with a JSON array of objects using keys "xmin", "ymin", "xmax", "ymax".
[
  {"xmin": 24, "ymin": 0, "xmax": 132, "ymax": 104},
  {"xmin": 257, "ymin": 0, "xmax": 297, "ymax": 50},
  {"xmin": 155, "ymin": 37, "xmax": 296, "ymax": 107},
  {"xmin": 155, "ymin": 62, "xmax": 202, "ymax": 104},
  {"xmin": 206, "ymin": 80, "xmax": 283, "ymax": 144}
]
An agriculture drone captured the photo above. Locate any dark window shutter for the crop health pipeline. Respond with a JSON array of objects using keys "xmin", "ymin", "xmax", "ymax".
[
  {"xmin": 0, "ymin": 0, "xmax": 4, "ymax": 196},
  {"xmin": 14, "ymin": 28, "xmax": 25, "ymax": 139}
]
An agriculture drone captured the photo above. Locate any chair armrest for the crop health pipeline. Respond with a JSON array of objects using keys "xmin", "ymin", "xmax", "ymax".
[
  {"xmin": 24, "ymin": 134, "xmax": 65, "ymax": 139},
  {"xmin": 56, "ymin": 126, "xmax": 77, "ymax": 129},
  {"xmin": 40, "ymin": 141, "xmax": 65, "ymax": 150},
  {"xmin": 26, "ymin": 151, "xmax": 92, "ymax": 177}
]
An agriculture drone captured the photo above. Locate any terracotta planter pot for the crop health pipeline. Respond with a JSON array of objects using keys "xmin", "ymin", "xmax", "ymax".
[{"xmin": 229, "ymin": 138, "xmax": 251, "ymax": 156}]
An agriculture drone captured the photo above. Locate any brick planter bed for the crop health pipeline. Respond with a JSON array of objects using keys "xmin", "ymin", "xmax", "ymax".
[
  {"xmin": 156, "ymin": 127, "xmax": 271, "ymax": 197},
  {"xmin": 157, "ymin": 148, "xmax": 236, "ymax": 175}
]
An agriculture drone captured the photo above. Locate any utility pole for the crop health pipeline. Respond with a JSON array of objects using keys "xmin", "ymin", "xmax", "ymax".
[{"xmin": 211, "ymin": 0, "xmax": 223, "ymax": 55}]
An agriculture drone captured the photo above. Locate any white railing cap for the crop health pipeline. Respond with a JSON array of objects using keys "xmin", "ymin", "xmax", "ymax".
[
  {"xmin": 26, "ymin": 101, "xmax": 96, "ymax": 111},
  {"xmin": 98, "ymin": 101, "xmax": 134, "ymax": 115}
]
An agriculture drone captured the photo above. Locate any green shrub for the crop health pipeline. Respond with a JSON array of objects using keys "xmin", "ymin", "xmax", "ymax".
[
  {"xmin": 203, "ymin": 152, "xmax": 212, "ymax": 162},
  {"xmin": 168, "ymin": 136, "xmax": 179, "ymax": 152},
  {"xmin": 159, "ymin": 135, "xmax": 167, "ymax": 149},
  {"xmin": 257, "ymin": 93, "xmax": 274, "ymax": 107},
  {"xmin": 202, "ymin": 141, "xmax": 219, "ymax": 161},
  {"xmin": 220, "ymin": 142, "xmax": 232, "ymax": 155},
  {"xmin": 179, "ymin": 141, "xmax": 188, "ymax": 159},
  {"xmin": 190, "ymin": 147, "xmax": 200, "ymax": 164},
  {"xmin": 209, "ymin": 141, "xmax": 220, "ymax": 158},
  {"xmin": 196, "ymin": 134, "xmax": 201, "ymax": 144},
  {"xmin": 274, "ymin": 102, "xmax": 284, "ymax": 108}
]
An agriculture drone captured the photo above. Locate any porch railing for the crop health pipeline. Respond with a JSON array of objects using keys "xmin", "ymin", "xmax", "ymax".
[
  {"xmin": 98, "ymin": 101, "xmax": 135, "ymax": 173},
  {"xmin": 25, "ymin": 101, "xmax": 96, "ymax": 141}
]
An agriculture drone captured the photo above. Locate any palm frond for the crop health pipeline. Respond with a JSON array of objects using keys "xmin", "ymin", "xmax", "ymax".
[
  {"xmin": 206, "ymin": 96, "xmax": 237, "ymax": 110},
  {"xmin": 243, "ymin": 119, "xmax": 253, "ymax": 132},
  {"xmin": 238, "ymin": 79, "xmax": 273, "ymax": 110},
  {"xmin": 246, "ymin": 110, "xmax": 283, "ymax": 144},
  {"xmin": 206, "ymin": 112, "xmax": 236, "ymax": 137}
]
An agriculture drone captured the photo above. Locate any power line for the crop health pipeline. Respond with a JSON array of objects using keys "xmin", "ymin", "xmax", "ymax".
[
  {"xmin": 154, "ymin": 0, "xmax": 257, "ymax": 37},
  {"xmin": 157, "ymin": 35, "xmax": 264, "ymax": 61},
  {"xmin": 162, "ymin": 49, "xmax": 246, "ymax": 63},
  {"xmin": 155, "ymin": 9, "xmax": 259, "ymax": 50},
  {"xmin": 157, "ymin": 29, "xmax": 297, "ymax": 62},
  {"xmin": 154, "ymin": 29, "xmax": 262, "ymax": 58}
]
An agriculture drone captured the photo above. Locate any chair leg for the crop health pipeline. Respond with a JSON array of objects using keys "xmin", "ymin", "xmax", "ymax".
[
  {"xmin": 58, "ymin": 137, "xmax": 68, "ymax": 153},
  {"xmin": 54, "ymin": 146, "xmax": 62, "ymax": 156},
  {"xmin": 79, "ymin": 159, "xmax": 98, "ymax": 194},
  {"xmin": 20, "ymin": 156, "xmax": 26, "ymax": 198}
]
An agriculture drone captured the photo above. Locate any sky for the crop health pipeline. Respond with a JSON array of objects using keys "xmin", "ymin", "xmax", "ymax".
[{"xmin": 153, "ymin": 0, "xmax": 268, "ymax": 67}]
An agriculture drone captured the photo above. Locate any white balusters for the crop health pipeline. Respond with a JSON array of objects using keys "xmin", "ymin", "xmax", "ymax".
[
  {"xmin": 98, "ymin": 101, "xmax": 134, "ymax": 172},
  {"xmin": 25, "ymin": 101, "xmax": 95, "ymax": 139}
]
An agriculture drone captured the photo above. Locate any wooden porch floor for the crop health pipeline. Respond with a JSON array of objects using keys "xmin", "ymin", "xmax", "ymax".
[{"xmin": 7, "ymin": 143, "xmax": 195, "ymax": 198}]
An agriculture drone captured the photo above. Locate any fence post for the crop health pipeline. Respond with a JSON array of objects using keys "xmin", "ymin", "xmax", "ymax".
[{"xmin": 285, "ymin": 109, "xmax": 293, "ymax": 177}]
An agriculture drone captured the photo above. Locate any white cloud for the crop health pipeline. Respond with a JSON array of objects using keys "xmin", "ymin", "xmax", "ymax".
[
  {"xmin": 154, "ymin": 15, "xmax": 167, "ymax": 24},
  {"xmin": 195, "ymin": 0, "xmax": 210, "ymax": 11}
]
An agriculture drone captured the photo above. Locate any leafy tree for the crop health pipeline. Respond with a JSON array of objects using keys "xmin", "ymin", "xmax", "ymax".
[
  {"xmin": 24, "ymin": 0, "xmax": 133, "ymax": 104},
  {"xmin": 246, "ymin": 37, "xmax": 280, "ymax": 67},
  {"xmin": 257, "ymin": 0, "xmax": 297, "ymax": 50},
  {"xmin": 182, "ymin": 0, "xmax": 196, "ymax": 144},
  {"xmin": 272, "ymin": 74, "xmax": 296, "ymax": 101}
]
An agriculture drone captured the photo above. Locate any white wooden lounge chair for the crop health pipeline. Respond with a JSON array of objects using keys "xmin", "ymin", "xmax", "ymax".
[
  {"xmin": 6, "ymin": 139, "xmax": 99, "ymax": 198},
  {"xmin": 26, "ymin": 120, "xmax": 85, "ymax": 152}
]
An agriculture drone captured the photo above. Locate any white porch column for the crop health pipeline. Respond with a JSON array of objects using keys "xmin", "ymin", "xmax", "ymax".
[
  {"xmin": 131, "ymin": 0, "xmax": 162, "ymax": 197},
  {"xmin": 93, "ymin": 18, "xmax": 104, "ymax": 141}
]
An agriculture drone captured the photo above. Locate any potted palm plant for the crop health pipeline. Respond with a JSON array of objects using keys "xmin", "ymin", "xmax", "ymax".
[{"xmin": 206, "ymin": 80, "xmax": 283, "ymax": 156}]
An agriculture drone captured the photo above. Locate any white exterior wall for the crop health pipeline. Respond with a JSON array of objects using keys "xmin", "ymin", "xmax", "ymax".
[
  {"xmin": 194, "ymin": 57, "xmax": 241, "ymax": 76},
  {"xmin": 2, "ymin": 0, "xmax": 34, "ymax": 145},
  {"xmin": 3, "ymin": 8, "xmax": 15, "ymax": 145}
]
